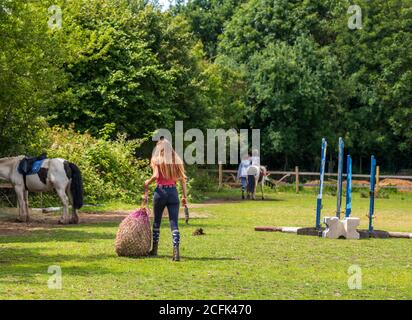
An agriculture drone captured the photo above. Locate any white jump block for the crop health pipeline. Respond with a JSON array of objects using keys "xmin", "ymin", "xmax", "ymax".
[
  {"xmin": 344, "ymin": 218, "xmax": 361, "ymax": 239},
  {"xmin": 322, "ymin": 217, "xmax": 360, "ymax": 240}
]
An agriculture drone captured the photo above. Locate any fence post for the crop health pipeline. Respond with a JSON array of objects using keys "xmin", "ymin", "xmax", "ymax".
[
  {"xmin": 375, "ymin": 165, "xmax": 380, "ymax": 197},
  {"xmin": 218, "ymin": 162, "xmax": 223, "ymax": 190},
  {"xmin": 368, "ymin": 155, "xmax": 377, "ymax": 234},
  {"xmin": 295, "ymin": 166, "xmax": 299, "ymax": 193}
]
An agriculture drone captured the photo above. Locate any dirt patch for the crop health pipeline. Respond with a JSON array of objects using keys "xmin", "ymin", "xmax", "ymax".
[
  {"xmin": 0, "ymin": 206, "xmax": 208, "ymax": 236},
  {"xmin": 304, "ymin": 178, "xmax": 412, "ymax": 190},
  {"xmin": 0, "ymin": 223, "xmax": 50, "ymax": 236},
  {"xmin": 352, "ymin": 180, "xmax": 370, "ymax": 185},
  {"xmin": 305, "ymin": 179, "xmax": 370, "ymax": 186},
  {"xmin": 304, "ymin": 180, "xmax": 325, "ymax": 186},
  {"xmin": 380, "ymin": 178, "xmax": 412, "ymax": 187},
  {"xmin": 0, "ymin": 211, "xmax": 128, "ymax": 236}
]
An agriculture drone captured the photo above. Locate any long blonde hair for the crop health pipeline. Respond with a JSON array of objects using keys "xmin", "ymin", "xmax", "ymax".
[{"xmin": 150, "ymin": 139, "xmax": 186, "ymax": 181}]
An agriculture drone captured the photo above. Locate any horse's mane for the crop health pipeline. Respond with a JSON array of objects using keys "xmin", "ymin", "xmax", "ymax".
[{"xmin": 0, "ymin": 155, "xmax": 24, "ymax": 162}]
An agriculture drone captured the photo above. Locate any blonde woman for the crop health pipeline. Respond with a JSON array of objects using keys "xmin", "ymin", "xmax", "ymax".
[{"xmin": 144, "ymin": 138, "xmax": 187, "ymax": 261}]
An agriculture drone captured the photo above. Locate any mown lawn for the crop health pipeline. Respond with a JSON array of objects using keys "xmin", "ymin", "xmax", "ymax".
[{"xmin": 0, "ymin": 189, "xmax": 411, "ymax": 299}]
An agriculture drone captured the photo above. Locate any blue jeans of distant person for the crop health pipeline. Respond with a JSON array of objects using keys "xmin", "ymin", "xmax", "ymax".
[
  {"xmin": 240, "ymin": 177, "xmax": 247, "ymax": 192},
  {"xmin": 152, "ymin": 186, "xmax": 180, "ymax": 248}
]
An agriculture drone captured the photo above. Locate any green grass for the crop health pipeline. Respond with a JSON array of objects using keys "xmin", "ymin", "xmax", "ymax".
[{"xmin": 0, "ymin": 189, "xmax": 411, "ymax": 299}]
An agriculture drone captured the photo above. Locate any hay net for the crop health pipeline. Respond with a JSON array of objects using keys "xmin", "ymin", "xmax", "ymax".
[{"xmin": 115, "ymin": 207, "xmax": 152, "ymax": 257}]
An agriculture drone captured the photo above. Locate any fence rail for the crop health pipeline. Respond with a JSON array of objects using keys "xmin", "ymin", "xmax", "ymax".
[
  {"xmin": 1, "ymin": 166, "xmax": 412, "ymax": 199},
  {"xmin": 206, "ymin": 169, "xmax": 412, "ymax": 180},
  {"xmin": 205, "ymin": 165, "xmax": 412, "ymax": 192}
]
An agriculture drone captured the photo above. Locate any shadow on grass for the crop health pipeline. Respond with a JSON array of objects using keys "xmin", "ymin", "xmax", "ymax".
[
  {"xmin": 246, "ymin": 198, "xmax": 286, "ymax": 202},
  {"xmin": 180, "ymin": 256, "xmax": 237, "ymax": 261},
  {"xmin": 202, "ymin": 197, "xmax": 286, "ymax": 204},
  {"xmin": 0, "ymin": 220, "xmax": 219, "ymax": 245},
  {"xmin": 140, "ymin": 255, "xmax": 237, "ymax": 261},
  {"xmin": 0, "ymin": 227, "xmax": 116, "ymax": 244},
  {"xmin": 0, "ymin": 245, "xmax": 238, "ymax": 288},
  {"xmin": 0, "ymin": 246, "xmax": 122, "ymax": 284}
]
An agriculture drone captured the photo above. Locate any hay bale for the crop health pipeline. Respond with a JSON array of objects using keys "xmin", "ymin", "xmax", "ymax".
[{"xmin": 115, "ymin": 208, "xmax": 152, "ymax": 257}]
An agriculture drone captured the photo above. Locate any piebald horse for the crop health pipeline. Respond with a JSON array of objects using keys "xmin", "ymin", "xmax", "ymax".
[
  {"xmin": 246, "ymin": 165, "xmax": 268, "ymax": 200},
  {"xmin": 0, "ymin": 156, "xmax": 83, "ymax": 224}
]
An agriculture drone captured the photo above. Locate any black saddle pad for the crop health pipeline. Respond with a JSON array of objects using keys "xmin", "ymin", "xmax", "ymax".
[{"xmin": 18, "ymin": 154, "xmax": 47, "ymax": 175}]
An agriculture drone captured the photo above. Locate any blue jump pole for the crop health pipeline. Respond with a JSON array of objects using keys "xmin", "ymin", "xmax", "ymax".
[
  {"xmin": 336, "ymin": 137, "xmax": 344, "ymax": 218},
  {"xmin": 316, "ymin": 138, "xmax": 327, "ymax": 230},
  {"xmin": 345, "ymin": 155, "xmax": 352, "ymax": 218},
  {"xmin": 368, "ymin": 155, "xmax": 377, "ymax": 235}
]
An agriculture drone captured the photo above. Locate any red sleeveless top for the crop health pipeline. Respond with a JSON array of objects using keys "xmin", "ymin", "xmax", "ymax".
[{"xmin": 156, "ymin": 171, "xmax": 176, "ymax": 186}]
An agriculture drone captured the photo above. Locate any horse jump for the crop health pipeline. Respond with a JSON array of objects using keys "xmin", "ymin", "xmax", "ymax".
[{"xmin": 0, "ymin": 156, "xmax": 83, "ymax": 224}]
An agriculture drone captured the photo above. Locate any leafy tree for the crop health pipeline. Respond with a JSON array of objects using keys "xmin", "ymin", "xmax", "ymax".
[
  {"xmin": 332, "ymin": 0, "xmax": 412, "ymax": 171},
  {"xmin": 246, "ymin": 36, "xmax": 344, "ymax": 169},
  {"xmin": 217, "ymin": 0, "xmax": 345, "ymax": 169},
  {"xmin": 174, "ymin": 0, "xmax": 246, "ymax": 59},
  {"xmin": 218, "ymin": 0, "xmax": 342, "ymax": 64},
  {"xmin": 0, "ymin": 0, "xmax": 64, "ymax": 155},
  {"xmin": 50, "ymin": 0, "xmax": 243, "ymax": 138},
  {"xmin": 217, "ymin": 0, "xmax": 412, "ymax": 171}
]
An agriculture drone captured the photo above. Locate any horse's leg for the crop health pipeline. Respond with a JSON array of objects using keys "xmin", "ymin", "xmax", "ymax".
[
  {"xmin": 24, "ymin": 190, "xmax": 30, "ymax": 222},
  {"xmin": 56, "ymin": 185, "xmax": 70, "ymax": 225},
  {"xmin": 14, "ymin": 186, "xmax": 26, "ymax": 222},
  {"xmin": 67, "ymin": 185, "xmax": 79, "ymax": 224},
  {"xmin": 253, "ymin": 175, "xmax": 258, "ymax": 200},
  {"xmin": 261, "ymin": 178, "xmax": 265, "ymax": 200},
  {"xmin": 246, "ymin": 175, "xmax": 252, "ymax": 199}
]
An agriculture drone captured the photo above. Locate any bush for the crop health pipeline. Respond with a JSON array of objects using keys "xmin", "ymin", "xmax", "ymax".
[
  {"xmin": 185, "ymin": 166, "xmax": 218, "ymax": 202},
  {"xmin": 22, "ymin": 126, "xmax": 234, "ymax": 206},
  {"xmin": 41, "ymin": 126, "xmax": 151, "ymax": 204}
]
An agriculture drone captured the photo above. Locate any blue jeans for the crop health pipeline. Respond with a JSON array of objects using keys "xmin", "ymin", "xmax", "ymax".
[
  {"xmin": 240, "ymin": 177, "xmax": 247, "ymax": 192},
  {"xmin": 152, "ymin": 186, "xmax": 180, "ymax": 247}
]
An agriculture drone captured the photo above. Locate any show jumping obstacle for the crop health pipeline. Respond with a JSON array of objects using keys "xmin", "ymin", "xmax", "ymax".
[{"xmin": 255, "ymin": 138, "xmax": 412, "ymax": 240}]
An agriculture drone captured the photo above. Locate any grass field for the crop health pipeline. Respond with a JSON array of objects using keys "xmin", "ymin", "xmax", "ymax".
[{"xmin": 0, "ymin": 189, "xmax": 411, "ymax": 299}]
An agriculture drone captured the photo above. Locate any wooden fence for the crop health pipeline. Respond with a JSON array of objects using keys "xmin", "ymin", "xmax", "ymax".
[
  {"xmin": 0, "ymin": 182, "xmax": 15, "ymax": 207},
  {"xmin": 209, "ymin": 165, "xmax": 412, "ymax": 193},
  {"xmin": 1, "ymin": 165, "xmax": 411, "ymax": 206}
]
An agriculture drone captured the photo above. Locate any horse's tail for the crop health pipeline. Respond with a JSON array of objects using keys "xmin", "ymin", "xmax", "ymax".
[{"xmin": 69, "ymin": 163, "xmax": 84, "ymax": 209}]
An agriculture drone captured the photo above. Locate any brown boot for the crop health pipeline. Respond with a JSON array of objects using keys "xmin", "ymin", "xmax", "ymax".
[
  {"xmin": 149, "ymin": 243, "xmax": 158, "ymax": 256},
  {"xmin": 172, "ymin": 246, "xmax": 180, "ymax": 261}
]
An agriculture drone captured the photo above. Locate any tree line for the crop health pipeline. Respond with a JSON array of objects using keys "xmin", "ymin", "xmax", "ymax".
[{"xmin": 0, "ymin": 0, "xmax": 411, "ymax": 172}]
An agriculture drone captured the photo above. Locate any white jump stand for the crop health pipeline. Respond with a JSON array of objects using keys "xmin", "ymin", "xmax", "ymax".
[{"xmin": 322, "ymin": 217, "xmax": 360, "ymax": 240}]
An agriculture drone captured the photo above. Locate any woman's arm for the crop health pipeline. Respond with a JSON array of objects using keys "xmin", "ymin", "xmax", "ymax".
[
  {"xmin": 144, "ymin": 165, "xmax": 158, "ymax": 188},
  {"xmin": 180, "ymin": 178, "xmax": 188, "ymax": 206},
  {"xmin": 236, "ymin": 163, "xmax": 242, "ymax": 180}
]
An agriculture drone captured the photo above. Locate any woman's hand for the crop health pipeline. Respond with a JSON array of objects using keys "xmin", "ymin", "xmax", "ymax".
[
  {"xmin": 143, "ymin": 180, "xmax": 152, "ymax": 204},
  {"xmin": 181, "ymin": 197, "xmax": 187, "ymax": 207},
  {"xmin": 180, "ymin": 178, "xmax": 188, "ymax": 207}
]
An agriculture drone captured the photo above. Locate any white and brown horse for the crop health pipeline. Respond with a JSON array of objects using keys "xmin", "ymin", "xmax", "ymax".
[
  {"xmin": 246, "ymin": 165, "xmax": 268, "ymax": 200},
  {"xmin": 0, "ymin": 156, "xmax": 83, "ymax": 224}
]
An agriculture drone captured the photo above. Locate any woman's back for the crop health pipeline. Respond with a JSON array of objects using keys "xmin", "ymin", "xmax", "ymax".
[{"xmin": 156, "ymin": 169, "xmax": 176, "ymax": 186}]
